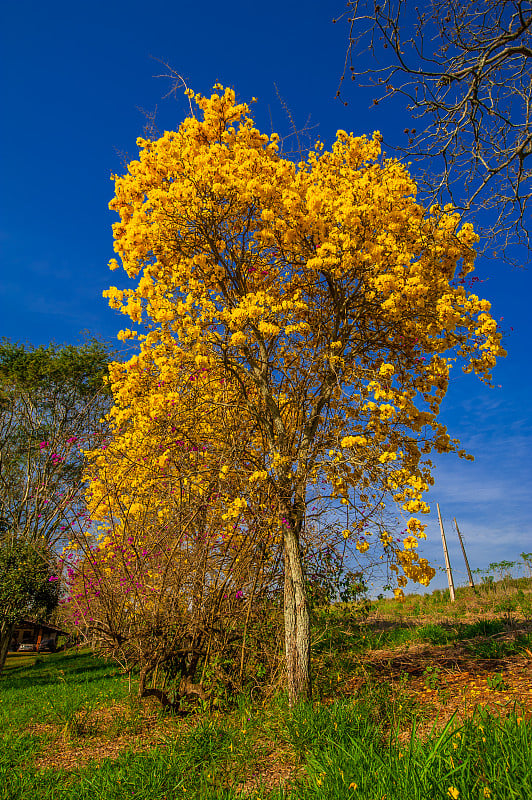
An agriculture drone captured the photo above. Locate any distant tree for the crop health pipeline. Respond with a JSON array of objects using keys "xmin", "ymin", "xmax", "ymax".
[
  {"xmin": 336, "ymin": 0, "xmax": 532, "ymax": 258},
  {"xmin": 0, "ymin": 338, "xmax": 112, "ymax": 547},
  {"xmin": 0, "ymin": 534, "xmax": 60, "ymax": 673},
  {"xmin": 0, "ymin": 338, "xmax": 113, "ymax": 667},
  {"xmin": 520, "ymin": 551, "xmax": 532, "ymax": 577}
]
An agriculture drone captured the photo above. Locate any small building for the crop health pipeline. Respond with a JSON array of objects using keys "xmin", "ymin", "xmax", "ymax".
[{"xmin": 9, "ymin": 618, "xmax": 68, "ymax": 651}]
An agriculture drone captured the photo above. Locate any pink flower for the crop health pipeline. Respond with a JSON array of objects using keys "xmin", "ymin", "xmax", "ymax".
[{"xmin": 39, "ymin": 441, "xmax": 49, "ymax": 450}]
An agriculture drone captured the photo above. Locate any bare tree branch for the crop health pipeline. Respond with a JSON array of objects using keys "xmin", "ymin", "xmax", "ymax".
[{"xmin": 335, "ymin": 0, "xmax": 532, "ymax": 261}]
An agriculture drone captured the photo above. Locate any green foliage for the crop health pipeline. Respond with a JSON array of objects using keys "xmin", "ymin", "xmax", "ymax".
[
  {"xmin": 458, "ymin": 619, "xmax": 504, "ymax": 639},
  {"xmin": 374, "ymin": 566, "xmax": 532, "ymax": 626},
  {"xmin": 306, "ymin": 545, "xmax": 369, "ymax": 608},
  {"xmin": 0, "ymin": 649, "xmax": 128, "ymax": 730},
  {"xmin": 520, "ymin": 553, "xmax": 532, "ymax": 578},
  {"xmin": 0, "ymin": 650, "xmax": 263, "ymax": 799},
  {"xmin": 465, "ymin": 633, "xmax": 530, "ymax": 660},
  {"xmin": 0, "ymin": 338, "xmax": 112, "ymax": 398},
  {"xmin": 0, "ymin": 338, "xmax": 112, "ymax": 475},
  {"xmin": 0, "ymin": 536, "xmax": 60, "ymax": 627},
  {"xmin": 494, "ymin": 596, "xmax": 519, "ymax": 623},
  {"xmin": 488, "ymin": 561, "xmax": 517, "ymax": 582},
  {"xmin": 485, "ymin": 672, "xmax": 509, "ymax": 692},
  {"xmin": 46, "ymin": 672, "xmax": 101, "ymax": 741},
  {"xmin": 423, "ymin": 664, "xmax": 441, "ymax": 689},
  {"xmin": 305, "ymin": 543, "xmax": 370, "ymax": 616},
  {"xmin": 417, "ymin": 624, "xmax": 452, "ymax": 646}
]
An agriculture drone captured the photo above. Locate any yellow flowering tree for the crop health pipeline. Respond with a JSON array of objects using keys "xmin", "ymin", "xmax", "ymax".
[{"xmin": 97, "ymin": 84, "xmax": 505, "ymax": 706}]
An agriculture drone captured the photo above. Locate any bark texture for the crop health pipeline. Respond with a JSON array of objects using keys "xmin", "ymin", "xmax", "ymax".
[
  {"xmin": 283, "ymin": 530, "xmax": 311, "ymax": 707},
  {"xmin": 0, "ymin": 622, "xmax": 15, "ymax": 676}
]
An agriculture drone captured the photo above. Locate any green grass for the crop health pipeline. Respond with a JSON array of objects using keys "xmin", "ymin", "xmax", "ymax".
[
  {"xmin": 0, "ymin": 648, "xmax": 129, "ymax": 733},
  {"xmin": 287, "ymin": 701, "xmax": 532, "ymax": 799},
  {"xmin": 373, "ymin": 575, "xmax": 532, "ymax": 623},
  {"xmin": 1, "ymin": 659, "xmax": 530, "ymax": 799},
  {"xmin": 0, "ymin": 649, "xmax": 285, "ymax": 799},
  {"xmin": 311, "ymin": 604, "xmax": 531, "ymax": 660},
  {"xmin": 2, "ymin": 599, "xmax": 532, "ymax": 799},
  {"xmin": 0, "ymin": 720, "xmax": 270, "ymax": 800}
]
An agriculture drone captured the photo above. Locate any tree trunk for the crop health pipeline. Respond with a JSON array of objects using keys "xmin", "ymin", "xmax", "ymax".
[
  {"xmin": 283, "ymin": 528, "xmax": 311, "ymax": 708},
  {"xmin": 0, "ymin": 622, "xmax": 15, "ymax": 676}
]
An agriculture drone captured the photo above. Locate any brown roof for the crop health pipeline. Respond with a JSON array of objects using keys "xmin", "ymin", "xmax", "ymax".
[{"xmin": 16, "ymin": 618, "xmax": 68, "ymax": 635}]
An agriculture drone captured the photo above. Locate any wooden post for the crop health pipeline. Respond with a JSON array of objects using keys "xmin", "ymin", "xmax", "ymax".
[
  {"xmin": 437, "ymin": 503, "xmax": 455, "ymax": 602},
  {"xmin": 454, "ymin": 517, "xmax": 476, "ymax": 592}
]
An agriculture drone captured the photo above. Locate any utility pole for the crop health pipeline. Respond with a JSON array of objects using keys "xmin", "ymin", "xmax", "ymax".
[
  {"xmin": 437, "ymin": 503, "xmax": 455, "ymax": 602},
  {"xmin": 454, "ymin": 517, "xmax": 476, "ymax": 592}
]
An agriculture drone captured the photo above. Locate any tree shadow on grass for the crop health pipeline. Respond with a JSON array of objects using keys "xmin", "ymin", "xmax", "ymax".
[{"xmin": 1, "ymin": 650, "xmax": 123, "ymax": 690}]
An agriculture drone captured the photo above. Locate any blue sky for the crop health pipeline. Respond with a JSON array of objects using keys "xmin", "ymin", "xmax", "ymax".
[{"xmin": 1, "ymin": 0, "xmax": 530, "ymax": 592}]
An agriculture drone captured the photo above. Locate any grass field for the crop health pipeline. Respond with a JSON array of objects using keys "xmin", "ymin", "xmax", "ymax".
[{"xmin": 1, "ymin": 579, "xmax": 532, "ymax": 799}]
